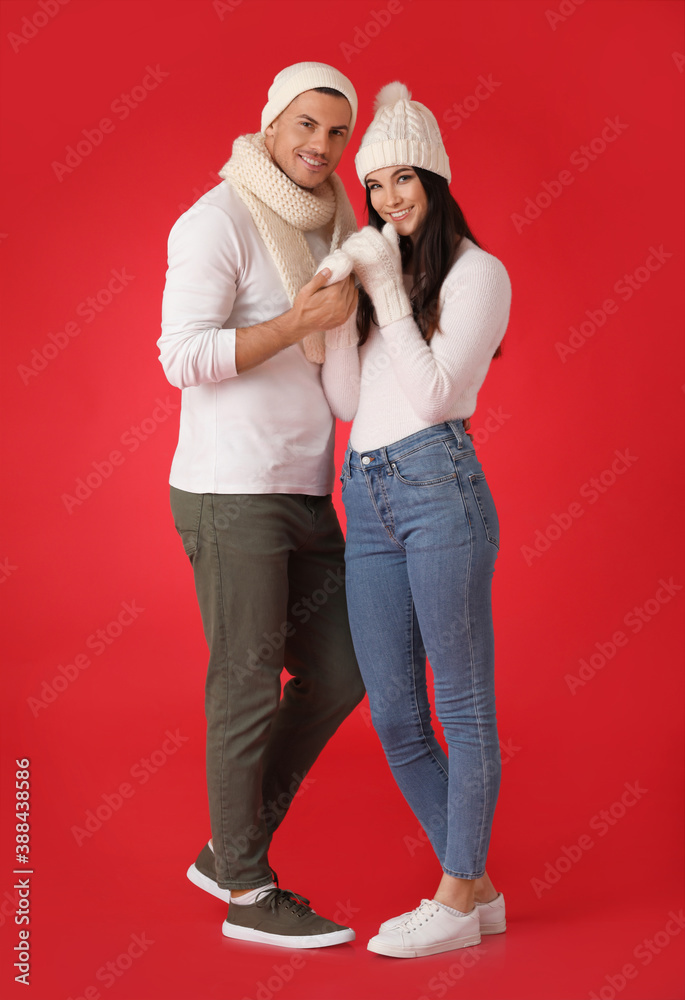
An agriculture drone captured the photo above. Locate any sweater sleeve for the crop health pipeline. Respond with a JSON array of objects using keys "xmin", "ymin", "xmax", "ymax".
[
  {"xmin": 157, "ymin": 203, "xmax": 239, "ymax": 389},
  {"xmin": 320, "ymin": 313, "xmax": 361, "ymax": 422},
  {"xmin": 378, "ymin": 253, "xmax": 511, "ymax": 424}
]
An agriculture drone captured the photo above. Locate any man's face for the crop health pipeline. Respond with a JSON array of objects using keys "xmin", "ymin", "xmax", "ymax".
[{"xmin": 264, "ymin": 90, "xmax": 352, "ymax": 189}]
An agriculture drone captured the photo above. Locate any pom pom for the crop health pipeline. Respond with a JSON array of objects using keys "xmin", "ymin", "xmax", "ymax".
[{"xmin": 373, "ymin": 82, "xmax": 411, "ymax": 112}]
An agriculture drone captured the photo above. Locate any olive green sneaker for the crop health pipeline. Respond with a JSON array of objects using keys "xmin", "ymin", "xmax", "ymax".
[{"xmin": 222, "ymin": 887, "xmax": 355, "ymax": 949}]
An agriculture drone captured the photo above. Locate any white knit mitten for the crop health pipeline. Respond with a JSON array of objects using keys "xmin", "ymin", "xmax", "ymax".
[
  {"xmin": 316, "ymin": 248, "xmax": 355, "ymax": 286},
  {"xmin": 340, "ymin": 223, "xmax": 412, "ymax": 327},
  {"xmin": 325, "ymin": 312, "xmax": 359, "ymax": 350}
]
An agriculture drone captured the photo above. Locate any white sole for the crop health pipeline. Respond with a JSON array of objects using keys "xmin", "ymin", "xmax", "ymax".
[
  {"xmin": 367, "ymin": 932, "xmax": 481, "ymax": 958},
  {"xmin": 481, "ymin": 919, "xmax": 506, "ymax": 934},
  {"xmin": 222, "ymin": 922, "xmax": 355, "ymax": 949},
  {"xmin": 186, "ymin": 863, "xmax": 231, "ymax": 903}
]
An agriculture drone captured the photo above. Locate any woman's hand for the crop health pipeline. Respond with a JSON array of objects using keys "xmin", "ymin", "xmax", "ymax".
[
  {"xmin": 316, "ymin": 248, "xmax": 355, "ymax": 286},
  {"xmin": 340, "ymin": 223, "xmax": 412, "ymax": 328}
]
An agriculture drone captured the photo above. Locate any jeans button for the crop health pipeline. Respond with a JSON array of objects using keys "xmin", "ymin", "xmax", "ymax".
[{"xmin": 362, "ymin": 456, "xmax": 372, "ymax": 465}]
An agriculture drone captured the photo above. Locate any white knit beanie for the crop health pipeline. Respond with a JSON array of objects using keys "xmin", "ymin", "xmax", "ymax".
[
  {"xmin": 354, "ymin": 82, "xmax": 450, "ymax": 185},
  {"xmin": 261, "ymin": 61, "xmax": 358, "ymax": 141}
]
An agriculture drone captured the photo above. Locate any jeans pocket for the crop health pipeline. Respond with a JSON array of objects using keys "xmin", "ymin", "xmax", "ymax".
[
  {"xmin": 169, "ymin": 487, "xmax": 203, "ymax": 559},
  {"xmin": 392, "ymin": 440, "xmax": 457, "ymax": 487},
  {"xmin": 469, "ymin": 472, "xmax": 500, "ymax": 548}
]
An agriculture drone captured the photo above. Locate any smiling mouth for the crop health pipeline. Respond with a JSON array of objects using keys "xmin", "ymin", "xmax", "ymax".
[
  {"xmin": 388, "ymin": 207, "xmax": 413, "ymax": 220},
  {"xmin": 298, "ymin": 153, "xmax": 327, "ymax": 168}
]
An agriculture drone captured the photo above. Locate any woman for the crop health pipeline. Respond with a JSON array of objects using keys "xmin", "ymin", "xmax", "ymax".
[{"xmin": 319, "ymin": 83, "xmax": 512, "ymax": 959}]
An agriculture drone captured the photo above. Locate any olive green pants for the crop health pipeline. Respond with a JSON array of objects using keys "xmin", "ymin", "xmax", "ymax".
[{"xmin": 170, "ymin": 487, "xmax": 365, "ymax": 890}]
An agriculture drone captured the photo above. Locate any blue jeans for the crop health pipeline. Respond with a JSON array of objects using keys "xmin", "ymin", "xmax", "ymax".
[{"xmin": 340, "ymin": 420, "xmax": 501, "ymax": 879}]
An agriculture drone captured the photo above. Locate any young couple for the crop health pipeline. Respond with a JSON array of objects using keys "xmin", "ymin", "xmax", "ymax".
[{"xmin": 158, "ymin": 61, "xmax": 511, "ymax": 960}]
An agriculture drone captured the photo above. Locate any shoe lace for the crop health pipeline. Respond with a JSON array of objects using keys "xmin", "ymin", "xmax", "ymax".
[
  {"xmin": 255, "ymin": 887, "xmax": 313, "ymax": 919},
  {"xmin": 398, "ymin": 899, "xmax": 439, "ymax": 932}
]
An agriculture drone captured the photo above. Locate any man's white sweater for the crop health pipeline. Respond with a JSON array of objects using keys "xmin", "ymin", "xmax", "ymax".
[{"xmin": 158, "ymin": 181, "xmax": 335, "ymax": 495}]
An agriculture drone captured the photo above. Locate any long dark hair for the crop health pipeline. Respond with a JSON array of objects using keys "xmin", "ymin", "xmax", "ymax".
[{"xmin": 357, "ymin": 166, "xmax": 502, "ymax": 360}]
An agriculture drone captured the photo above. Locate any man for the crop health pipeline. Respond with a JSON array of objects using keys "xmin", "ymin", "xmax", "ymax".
[{"xmin": 158, "ymin": 62, "xmax": 365, "ymax": 949}]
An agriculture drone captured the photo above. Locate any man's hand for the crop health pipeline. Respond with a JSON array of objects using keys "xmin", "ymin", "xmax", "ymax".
[
  {"xmin": 235, "ymin": 272, "xmax": 357, "ymax": 373},
  {"xmin": 288, "ymin": 271, "xmax": 358, "ymax": 342}
]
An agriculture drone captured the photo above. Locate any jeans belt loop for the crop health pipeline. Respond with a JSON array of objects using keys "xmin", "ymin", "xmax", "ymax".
[
  {"xmin": 381, "ymin": 446, "xmax": 393, "ymax": 475},
  {"xmin": 447, "ymin": 419, "xmax": 463, "ymax": 450}
]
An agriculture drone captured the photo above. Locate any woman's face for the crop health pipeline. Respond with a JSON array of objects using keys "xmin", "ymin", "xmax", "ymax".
[{"xmin": 365, "ymin": 165, "xmax": 428, "ymax": 237}]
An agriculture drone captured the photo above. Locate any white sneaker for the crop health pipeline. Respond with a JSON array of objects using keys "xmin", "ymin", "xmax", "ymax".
[
  {"xmin": 475, "ymin": 892, "xmax": 506, "ymax": 934},
  {"xmin": 379, "ymin": 891, "xmax": 506, "ymax": 935},
  {"xmin": 367, "ymin": 899, "xmax": 481, "ymax": 959}
]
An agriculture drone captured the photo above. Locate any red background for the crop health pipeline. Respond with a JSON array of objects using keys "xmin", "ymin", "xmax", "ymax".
[{"xmin": 1, "ymin": 1, "xmax": 684, "ymax": 998}]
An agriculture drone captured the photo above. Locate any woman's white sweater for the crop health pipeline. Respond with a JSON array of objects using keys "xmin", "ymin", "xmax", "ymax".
[{"xmin": 321, "ymin": 236, "xmax": 512, "ymax": 452}]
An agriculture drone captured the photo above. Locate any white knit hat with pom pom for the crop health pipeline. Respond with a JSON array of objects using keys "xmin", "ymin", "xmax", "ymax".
[{"xmin": 354, "ymin": 82, "xmax": 450, "ymax": 186}]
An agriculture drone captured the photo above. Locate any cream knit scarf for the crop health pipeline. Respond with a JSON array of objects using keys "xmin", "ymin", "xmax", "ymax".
[{"xmin": 219, "ymin": 132, "xmax": 357, "ymax": 364}]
